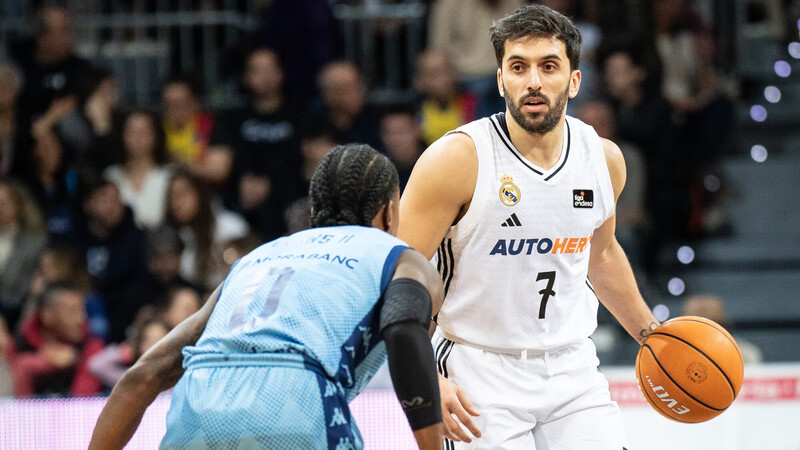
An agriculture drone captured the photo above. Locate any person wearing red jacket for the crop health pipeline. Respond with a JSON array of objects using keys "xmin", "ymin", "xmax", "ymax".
[{"xmin": 9, "ymin": 282, "xmax": 104, "ymax": 397}]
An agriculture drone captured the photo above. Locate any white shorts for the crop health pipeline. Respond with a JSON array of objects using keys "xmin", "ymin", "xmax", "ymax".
[{"xmin": 433, "ymin": 330, "xmax": 627, "ymax": 450}]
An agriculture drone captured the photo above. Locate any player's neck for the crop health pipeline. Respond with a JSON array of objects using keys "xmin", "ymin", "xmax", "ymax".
[{"xmin": 505, "ymin": 113, "xmax": 565, "ymax": 170}]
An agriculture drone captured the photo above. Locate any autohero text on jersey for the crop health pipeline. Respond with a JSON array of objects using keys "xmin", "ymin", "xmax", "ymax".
[{"xmin": 489, "ymin": 235, "xmax": 592, "ymax": 256}]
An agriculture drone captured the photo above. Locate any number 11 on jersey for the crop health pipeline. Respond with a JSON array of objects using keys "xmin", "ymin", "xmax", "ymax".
[{"xmin": 229, "ymin": 267, "xmax": 296, "ymax": 332}]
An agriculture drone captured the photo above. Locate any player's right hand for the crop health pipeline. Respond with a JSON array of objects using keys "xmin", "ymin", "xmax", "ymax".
[{"xmin": 439, "ymin": 373, "xmax": 481, "ymax": 443}]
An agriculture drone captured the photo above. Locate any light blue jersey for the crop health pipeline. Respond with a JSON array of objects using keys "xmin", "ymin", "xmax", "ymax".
[{"xmin": 162, "ymin": 226, "xmax": 408, "ymax": 449}]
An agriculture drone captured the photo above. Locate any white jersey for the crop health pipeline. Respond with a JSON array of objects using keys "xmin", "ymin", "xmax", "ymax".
[{"xmin": 435, "ymin": 113, "xmax": 615, "ymax": 351}]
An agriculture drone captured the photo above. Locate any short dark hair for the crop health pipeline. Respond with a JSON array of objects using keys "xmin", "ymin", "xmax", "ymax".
[
  {"xmin": 490, "ymin": 4, "xmax": 582, "ymax": 71},
  {"xmin": 309, "ymin": 144, "xmax": 399, "ymax": 228},
  {"xmin": 39, "ymin": 281, "xmax": 83, "ymax": 311}
]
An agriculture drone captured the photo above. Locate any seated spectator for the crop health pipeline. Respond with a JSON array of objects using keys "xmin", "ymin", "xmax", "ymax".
[
  {"xmin": 159, "ymin": 286, "xmax": 202, "ymax": 329},
  {"xmin": 0, "ymin": 63, "xmax": 22, "ymax": 176},
  {"xmin": 575, "ymin": 100, "xmax": 647, "ymax": 270},
  {"xmin": 9, "ymin": 282, "xmax": 104, "ymax": 397},
  {"xmin": 211, "ymin": 48, "xmax": 303, "ymax": 241},
  {"xmin": 683, "ymin": 294, "xmax": 763, "ymax": 365},
  {"xmin": 88, "ymin": 307, "xmax": 168, "ymax": 391},
  {"xmin": 0, "ymin": 315, "xmax": 13, "ymax": 397},
  {"xmin": 161, "ymin": 75, "xmax": 229, "ymax": 186},
  {"xmin": 20, "ymin": 128, "xmax": 81, "ymax": 244},
  {"xmin": 142, "ymin": 225, "xmax": 195, "ymax": 298},
  {"xmin": 23, "ymin": 245, "xmax": 108, "ymax": 341},
  {"xmin": 284, "ymin": 123, "xmax": 340, "ymax": 234},
  {"xmin": 414, "ymin": 50, "xmax": 477, "ymax": 146},
  {"xmin": 0, "ymin": 178, "xmax": 47, "ymax": 330},
  {"xmin": 601, "ymin": 43, "xmax": 690, "ymax": 271},
  {"xmin": 10, "ymin": 4, "xmax": 91, "ymax": 133},
  {"xmin": 427, "ymin": 0, "xmax": 523, "ymax": 117},
  {"xmin": 379, "ymin": 104, "xmax": 425, "ymax": 192},
  {"xmin": 165, "ymin": 168, "xmax": 248, "ymax": 290},
  {"xmin": 309, "ymin": 61, "xmax": 382, "ymax": 149},
  {"xmin": 59, "ymin": 67, "xmax": 120, "ymax": 173},
  {"xmin": 104, "ymin": 109, "xmax": 171, "ymax": 229},
  {"xmin": 76, "ymin": 173, "xmax": 149, "ymax": 343}
]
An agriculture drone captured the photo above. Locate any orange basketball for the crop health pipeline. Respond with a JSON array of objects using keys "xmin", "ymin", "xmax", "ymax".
[{"xmin": 635, "ymin": 316, "xmax": 744, "ymax": 423}]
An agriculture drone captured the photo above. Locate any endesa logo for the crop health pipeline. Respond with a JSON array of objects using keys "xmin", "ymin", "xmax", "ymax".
[{"xmin": 489, "ymin": 235, "xmax": 592, "ymax": 256}]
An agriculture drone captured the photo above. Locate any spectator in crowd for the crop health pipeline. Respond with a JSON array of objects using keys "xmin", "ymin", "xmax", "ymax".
[
  {"xmin": 683, "ymin": 294, "xmax": 763, "ymax": 365},
  {"xmin": 161, "ymin": 76, "xmax": 229, "ymax": 186},
  {"xmin": 9, "ymin": 282, "xmax": 105, "ymax": 397},
  {"xmin": 540, "ymin": 0, "xmax": 604, "ymax": 107},
  {"xmin": 414, "ymin": 50, "xmax": 477, "ymax": 146},
  {"xmin": 428, "ymin": 0, "xmax": 523, "ymax": 116},
  {"xmin": 0, "ymin": 315, "xmax": 14, "ymax": 397},
  {"xmin": 310, "ymin": 61, "xmax": 382, "ymax": 149},
  {"xmin": 104, "ymin": 110, "xmax": 171, "ymax": 229},
  {"xmin": 258, "ymin": 0, "xmax": 343, "ymax": 105},
  {"xmin": 58, "ymin": 67, "xmax": 120, "ymax": 173},
  {"xmin": 652, "ymin": 0, "xmax": 734, "ymax": 236},
  {"xmin": 283, "ymin": 122, "xmax": 340, "ymax": 235},
  {"xmin": 20, "ymin": 127, "xmax": 81, "ymax": 244},
  {"xmin": 142, "ymin": 225, "xmax": 194, "ymax": 299},
  {"xmin": 379, "ymin": 104, "xmax": 425, "ymax": 192},
  {"xmin": 77, "ymin": 173, "xmax": 149, "ymax": 343},
  {"xmin": 211, "ymin": 48, "xmax": 303, "ymax": 241},
  {"xmin": 601, "ymin": 43, "xmax": 690, "ymax": 272},
  {"xmin": 165, "ymin": 168, "xmax": 248, "ymax": 291},
  {"xmin": 24, "ymin": 245, "xmax": 108, "ymax": 341},
  {"xmin": 88, "ymin": 307, "xmax": 169, "ymax": 391},
  {"xmin": 0, "ymin": 178, "xmax": 47, "ymax": 330},
  {"xmin": 576, "ymin": 100, "xmax": 647, "ymax": 270},
  {"xmin": 0, "ymin": 63, "xmax": 22, "ymax": 176},
  {"xmin": 159, "ymin": 285, "xmax": 202, "ymax": 329},
  {"xmin": 10, "ymin": 4, "xmax": 91, "ymax": 132}
]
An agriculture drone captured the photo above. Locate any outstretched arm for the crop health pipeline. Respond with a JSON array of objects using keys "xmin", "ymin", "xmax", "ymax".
[
  {"xmin": 89, "ymin": 284, "xmax": 222, "ymax": 450},
  {"xmin": 589, "ymin": 139, "xmax": 658, "ymax": 344}
]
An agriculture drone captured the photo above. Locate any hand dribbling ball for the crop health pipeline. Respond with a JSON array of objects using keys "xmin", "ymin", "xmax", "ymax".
[{"xmin": 635, "ymin": 316, "xmax": 744, "ymax": 423}]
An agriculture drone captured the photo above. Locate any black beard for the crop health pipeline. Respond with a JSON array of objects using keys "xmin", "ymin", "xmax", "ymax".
[{"xmin": 505, "ymin": 83, "xmax": 570, "ymax": 134}]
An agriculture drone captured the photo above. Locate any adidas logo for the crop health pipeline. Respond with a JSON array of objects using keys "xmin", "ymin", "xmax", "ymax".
[{"xmin": 501, "ymin": 213, "xmax": 522, "ymax": 227}]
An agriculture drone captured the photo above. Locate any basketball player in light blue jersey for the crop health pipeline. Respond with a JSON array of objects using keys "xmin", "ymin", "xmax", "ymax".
[{"xmin": 90, "ymin": 144, "xmax": 445, "ymax": 449}]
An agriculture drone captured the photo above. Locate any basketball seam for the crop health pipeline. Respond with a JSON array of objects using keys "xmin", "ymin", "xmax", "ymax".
[
  {"xmin": 643, "ymin": 338, "xmax": 728, "ymax": 411},
  {"xmin": 666, "ymin": 318, "xmax": 744, "ymax": 364},
  {"xmin": 650, "ymin": 330, "xmax": 738, "ymax": 400},
  {"xmin": 638, "ymin": 346, "xmax": 696, "ymax": 423}
]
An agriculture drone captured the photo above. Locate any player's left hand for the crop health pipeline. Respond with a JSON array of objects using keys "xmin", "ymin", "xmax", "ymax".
[{"xmin": 439, "ymin": 374, "xmax": 481, "ymax": 442}]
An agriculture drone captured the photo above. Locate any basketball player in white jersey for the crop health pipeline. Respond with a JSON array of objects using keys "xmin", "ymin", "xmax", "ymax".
[{"xmin": 398, "ymin": 4, "xmax": 659, "ymax": 449}]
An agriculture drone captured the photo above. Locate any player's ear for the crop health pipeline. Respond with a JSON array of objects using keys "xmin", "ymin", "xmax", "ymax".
[
  {"xmin": 371, "ymin": 198, "xmax": 397, "ymax": 234},
  {"xmin": 568, "ymin": 69, "xmax": 581, "ymax": 99},
  {"xmin": 497, "ymin": 68, "xmax": 505, "ymax": 98}
]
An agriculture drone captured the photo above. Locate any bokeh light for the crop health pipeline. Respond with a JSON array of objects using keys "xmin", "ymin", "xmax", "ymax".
[
  {"xmin": 677, "ymin": 246, "xmax": 695, "ymax": 264},
  {"xmin": 775, "ymin": 60, "xmax": 791, "ymax": 77},
  {"xmin": 704, "ymin": 174, "xmax": 721, "ymax": 192},
  {"xmin": 764, "ymin": 86, "xmax": 782, "ymax": 103},
  {"xmin": 668, "ymin": 278, "xmax": 685, "ymax": 296},
  {"xmin": 751, "ymin": 144, "xmax": 768, "ymax": 163},
  {"xmin": 789, "ymin": 42, "xmax": 800, "ymax": 59},
  {"xmin": 653, "ymin": 304, "xmax": 670, "ymax": 322},
  {"xmin": 750, "ymin": 105, "xmax": 767, "ymax": 122}
]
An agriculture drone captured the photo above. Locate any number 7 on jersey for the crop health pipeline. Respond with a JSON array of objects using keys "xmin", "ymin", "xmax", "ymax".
[{"xmin": 535, "ymin": 271, "xmax": 556, "ymax": 319}]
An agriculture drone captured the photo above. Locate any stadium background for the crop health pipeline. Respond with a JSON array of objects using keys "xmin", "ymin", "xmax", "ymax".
[{"xmin": 0, "ymin": 0, "xmax": 799, "ymax": 448}]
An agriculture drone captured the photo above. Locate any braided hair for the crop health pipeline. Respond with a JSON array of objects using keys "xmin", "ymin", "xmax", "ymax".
[{"xmin": 310, "ymin": 144, "xmax": 399, "ymax": 228}]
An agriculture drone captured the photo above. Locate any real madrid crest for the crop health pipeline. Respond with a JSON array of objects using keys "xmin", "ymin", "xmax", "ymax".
[{"xmin": 499, "ymin": 174, "xmax": 521, "ymax": 206}]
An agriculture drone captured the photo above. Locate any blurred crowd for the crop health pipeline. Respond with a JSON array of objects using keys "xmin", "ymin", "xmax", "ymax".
[{"xmin": 0, "ymin": 0, "xmax": 794, "ymax": 397}]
